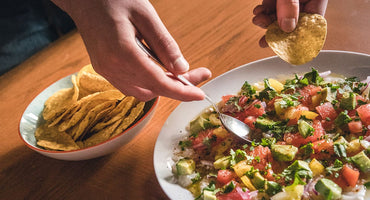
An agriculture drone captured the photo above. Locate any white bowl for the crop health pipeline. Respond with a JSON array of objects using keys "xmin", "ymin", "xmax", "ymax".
[
  {"xmin": 154, "ymin": 50, "xmax": 370, "ymax": 199},
  {"xmin": 19, "ymin": 74, "xmax": 158, "ymax": 161}
]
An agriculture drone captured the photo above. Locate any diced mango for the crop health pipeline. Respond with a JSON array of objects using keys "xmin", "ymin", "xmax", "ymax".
[
  {"xmin": 268, "ymin": 79, "xmax": 284, "ymax": 93},
  {"xmin": 346, "ymin": 139, "xmax": 364, "ymax": 156},
  {"xmin": 253, "ymin": 81, "xmax": 265, "ymax": 93},
  {"xmin": 300, "ymin": 110, "xmax": 319, "ymax": 120},
  {"xmin": 309, "ymin": 158, "xmax": 325, "ymax": 176},
  {"xmin": 311, "ymin": 93, "xmax": 322, "ymax": 107},
  {"xmin": 284, "ymin": 184, "xmax": 304, "ymax": 200},
  {"xmin": 233, "ymin": 160, "xmax": 253, "ymax": 177},
  {"xmin": 213, "ymin": 138, "xmax": 232, "ymax": 160},
  {"xmin": 241, "ymin": 175, "xmax": 257, "ymax": 191},
  {"xmin": 213, "ymin": 127, "xmax": 228, "ymax": 139}
]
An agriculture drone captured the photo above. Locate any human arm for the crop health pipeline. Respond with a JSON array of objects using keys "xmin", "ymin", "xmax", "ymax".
[{"xmin": 51, "ymin": 0, "xmax": 212, "ymax": 102}]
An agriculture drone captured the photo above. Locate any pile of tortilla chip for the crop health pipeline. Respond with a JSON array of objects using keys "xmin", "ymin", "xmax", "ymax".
[
  {"xmin": 265, "ymin": 13, "xmax": 327, "ymax": 65},
  {"xmin": 35, "ymin": 64, "xmax": 145, "ymax": 151}
]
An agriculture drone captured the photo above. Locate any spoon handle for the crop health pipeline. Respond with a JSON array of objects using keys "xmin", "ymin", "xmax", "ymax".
[{"xmin": 135, "ymin": 38, "xmax": 216, "ymax": 106}]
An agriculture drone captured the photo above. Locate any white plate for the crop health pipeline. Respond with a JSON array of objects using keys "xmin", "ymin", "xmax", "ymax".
[
  {"xmin": 153, "ymin": 50, "xmax": 370, "ymax": 199},
  {"xmin": 19, "ymin": 74, "xmax": 158, "ymax": 161}
]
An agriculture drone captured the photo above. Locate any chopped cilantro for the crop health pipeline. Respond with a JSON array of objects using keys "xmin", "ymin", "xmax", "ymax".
[
  {"xmin": 223, "ymin": 181, "xmax": 235, "ymax": 193},
  {"xmin": 325, "ymin": 159, "xmax": 343, "ymax": 176},
  {"xmin": 178, "ymin": 140, "xmax": 192, "ymax": 150},
  {"xmin": 230, "ymin": 149, "xmax": 248, "ymax": 165},
  {"xmin": 241, "ymin": 81, "xmax": 256, "ymax": 97},
  {"xmin": 258, "ymin": 79, "xmax": 278, "ymax": 100},
  {"xmin": 302, "ymin": 68, "xmax": 324, "ymax": 85}
]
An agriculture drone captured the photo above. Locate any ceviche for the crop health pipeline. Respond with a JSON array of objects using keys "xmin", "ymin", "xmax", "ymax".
[{"xmin": 172, "ymin": 68, "xmax": 370, "ymax": 200}]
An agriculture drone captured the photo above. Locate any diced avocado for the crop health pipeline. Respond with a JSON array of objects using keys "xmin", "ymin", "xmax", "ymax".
[
  {"xmin": 266, "ymin": 181, "xmax": 282, "ymax": 196},
  {"xmin": 176, "ymin": 158, "xmax": 195, "ymax": 175},
  {"xmin": 209, "ymin": 113, "xmax": 222, "ymax": 126},
  {"xmin": 190, "ymin": 113, "xmax": 220, "ymax": 135},
  {"xmin": 315, "ymin": 178, "xmax": 342, "ymax": 200},
  {"xmin": 250, "ymin": 171, "xmax": 266, "ymax": 189},
  {"xmin": 271, "ymin": 144, "xmax": 298, "ymax": 161},
  {"xmin": 334, "ymin": 111, "xmax": 352, "ymax": 127},
  {"xmin": 340, "ymin": 92, "xmax": 356, "ymax": 110},
  {"xmin": 255, "ymin": 117, "xmax": 278, "ymax": 131},
  {"xmin": 322, "ymin": 87, "xmax": 337, "ymax": 103},
  {"xmin": 213, "ymin": 156, "xmax": 231, "ymax": 169},
  {"xmin": 298, "ymin": 120, "xmax": 315, "ymax": 138},
  {"xmin": 203, "ymin": 190, "xmax": 216, "ymax": 200},
  {"xmin": 190, "ymin": 116, "xmax": 208, "ymax": 135},
  {"xmin": 334, "ymin": 136, "xmax": 348, "ymax": 145},
  {"xmin": 351, "ymin": 151, "xmax": 370, "ymax": 172}
]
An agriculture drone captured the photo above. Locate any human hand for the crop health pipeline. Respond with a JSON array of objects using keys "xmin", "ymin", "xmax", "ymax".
[
  {"xmin": 252, "ymin": 0, "xmax": 328, "ymax": 48},
  {"xmin": 52, "ymin": 0, "xmax": 211, "ymax": 102}
]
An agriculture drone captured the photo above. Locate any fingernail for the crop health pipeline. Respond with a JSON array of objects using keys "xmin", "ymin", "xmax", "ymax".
[
  {"xmin": 281, "ymin": 18, "xmax": 296, "ymax": 32},
  {"xmin": 173, "ymin": 56, "xmax": 189, "ymax": 73}
]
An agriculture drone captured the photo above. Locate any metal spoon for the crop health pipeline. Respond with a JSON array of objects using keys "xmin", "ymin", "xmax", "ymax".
[{"xmin": 135, "ymin": 38, "xmax": 251, "ymax": 142}]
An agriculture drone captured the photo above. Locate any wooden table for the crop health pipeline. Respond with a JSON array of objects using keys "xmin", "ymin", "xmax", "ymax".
[{"xmin": 1, "ymin": 0, "xmax": 369, "ymax": 199}]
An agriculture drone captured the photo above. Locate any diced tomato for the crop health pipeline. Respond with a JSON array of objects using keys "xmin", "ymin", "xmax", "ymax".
[
  {"xmin": 191, "ymin": 129, "xmax": 214, "ymax": 151},
  {"xmin": 217, "ymin": 170, "xmax": 236, "ymax": 185},
  {"xmin": 266, "ymin": 97, "xmax": 281, "ymax": 112},
  {"xmin": 298, "ymin": 85, "xmax": 322, "ymax": 107},
  {"xmin": 244, "ymin": 100, "xmax": 265, "ymax": 118},
  {"xmin": 341, "ymin": 164, "xmax": 360, "ymax": 187},
  {"xmin": 217, "ymin": 185, "xmax": 253, "ymax": 200},
  {"xmin": 332, "ymin": 176, "xmax": 349, "ymax": 189},
  {"xmin": 285, "ymin": 120, "xmax": 325, "ymax": 147},
  {"xmin": 222, "ymin": 95, "xmax": 235, "ymax": 103},
  {"xmin": 265, "ymin": 168, "xmax": 275, "ymax": 181},
  {"xmin": 348, "ymin": 121, "xmax": 363, "ymax": 134},
  {"xmin": 357, "ymin": 104, "xmax": 370, "ymax": 125},
  {"xmin": 315, "ymin": 102, "xmax": 338, "ymax": 121},
  {"xmin": 347, "ymin": 109, "xmax": 357, "ymax": 119},
  {"xmin": 249, "ymin": 145, "xmax": 273, "ymax": 171},
  {"xmin": 238, "ymin": 96, "xmax": 249, "ymax": 107},
  {"xmin": 356, "ymin": 95, "xmax": 366, "ymax": 108},
  {"xmin": 311, "ymin": 139, "xmax": 334, "ymax": 159},
  {"xmin": 243, "ymin": 116, "xmax": 256, "ymax": 130}
]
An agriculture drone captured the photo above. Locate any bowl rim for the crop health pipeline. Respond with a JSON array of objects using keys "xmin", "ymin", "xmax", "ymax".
[{"xmin": 18, "ymin": 74, "xmax": 159, "ymax": 154}]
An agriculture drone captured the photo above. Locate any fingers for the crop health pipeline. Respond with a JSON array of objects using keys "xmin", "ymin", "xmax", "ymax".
[
  {"xmin": 130, "ymin": 1, "xmax": 189, "ymax": 75},
  {"xmin": 276, "ymin": 0, "xmax": 300, "ymax": 32},
  {"xmin": 158, "ymin": 68, "xmax": 212, "ymax": 101},
  {"xmin": 253, "ymin": 12, "xmax": 276, "ymax": 29}
]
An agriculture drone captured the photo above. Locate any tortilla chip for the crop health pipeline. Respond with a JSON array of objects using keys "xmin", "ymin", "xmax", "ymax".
[
  {"xmin": 83, "ymin": 119, "xmax": 123, "ymax": 148},
  {"xmin": 70, "ymin": 100, "xmax": 117, "ymax": 140},
  {"xmin": 111, "ymin": 102, "xmax": 145, "ymax": 138},
  {"xmin": 43, "ymin": 88, "xmax": 74, "ymax": 121},
  {"xmin": 35, "ymin": 124, "xmax": 80, "ymax": 151},
  {"xmin": 265, "ymin": 13, "xmax": 327, "ymax": 65},
  {"xmin": 90, "ymin": 96, "xmax": 138, "ymax": 132},
  {"xmin": 76, "ymin": 64, "xmax": 117, "ymax": 99}
]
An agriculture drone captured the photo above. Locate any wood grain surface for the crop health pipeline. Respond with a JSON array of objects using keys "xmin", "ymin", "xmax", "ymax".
[{"xmin": 0, "ymin": 0, "xmax": 369, "ymax": 199}]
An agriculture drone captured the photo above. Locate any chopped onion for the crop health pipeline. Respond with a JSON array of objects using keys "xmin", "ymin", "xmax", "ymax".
[
  {"xmin": 319, "ymin": 70, "xmax": 332, "ymax": 77},
  {"xmin": 302, "ymin": 178, "xmax": 320, "ymax": 200},
  {"xmin": 341, "ymin": 185, "xmax": 366, "ymax": 200},
  {"xmin": 360, "ymin": 76, "xmax": 370, "ymax": 95},
  {"xmin": 177, "ymin": 173, "xmax": 199, "ymax": 187}
]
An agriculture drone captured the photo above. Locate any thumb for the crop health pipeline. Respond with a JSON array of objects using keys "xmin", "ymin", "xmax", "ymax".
[{"xmin": 276, "ymin": 0, "xmax": 300, "ymax": 32}]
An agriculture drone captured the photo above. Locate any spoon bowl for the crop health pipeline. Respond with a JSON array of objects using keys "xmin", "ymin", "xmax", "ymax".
[{"xmin": 136, "ymin": 38, "xmax": 252, "ymax": 142}]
